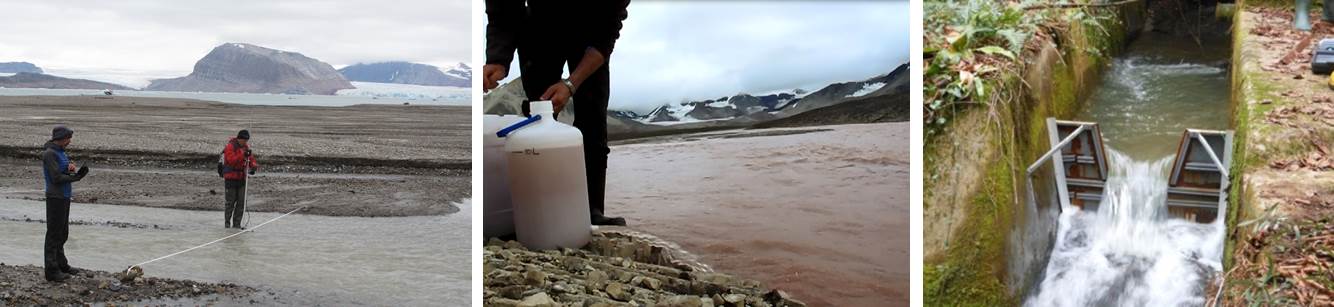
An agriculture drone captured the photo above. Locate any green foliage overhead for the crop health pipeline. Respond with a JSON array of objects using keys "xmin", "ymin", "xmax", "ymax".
[{"xmin": 924, "ymin": 0, "xmax": 1112, "ymax": 136}]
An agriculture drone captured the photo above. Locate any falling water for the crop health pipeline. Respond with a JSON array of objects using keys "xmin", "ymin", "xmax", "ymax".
[
  {"xmin": 1025, "ymin": 150, "xmax": 1225, "ymax": 306},
  {"xmin": 1024, "ymin": 31, "xmax": 1231, "ymax": 306}
]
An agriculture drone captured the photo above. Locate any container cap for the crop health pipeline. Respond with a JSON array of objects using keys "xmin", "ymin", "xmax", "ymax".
[{"xmin": 530, "ymin": 101, "xmax": 554, "ymax": 114}]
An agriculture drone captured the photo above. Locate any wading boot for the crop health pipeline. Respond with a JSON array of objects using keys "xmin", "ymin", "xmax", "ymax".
[
  {"xmin": 46, "ymin": 272, "xmax": 71, "ymax": 283},
  {"xmin": 591, "ymin": 215, "xmax": 627, "ymax": 226}
]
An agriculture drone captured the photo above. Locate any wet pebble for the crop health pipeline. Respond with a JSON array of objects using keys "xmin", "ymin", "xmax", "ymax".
[
  {"xmin": 483, "ymin": 233, "xmax": 806, "ymax": 306},
  {"xmin": 605, "ymin": 282, "xmax": 628, "ymax": 301},
  {"xmin": 518, "ymin": 292, "xmax": 555, "ymax": 307}
]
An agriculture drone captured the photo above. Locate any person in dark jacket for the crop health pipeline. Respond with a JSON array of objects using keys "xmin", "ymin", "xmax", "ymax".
[
  {"xmin": 221, "ymin": 130, "xmax": 259, "ymax": 228},
  {"xmin": 41, "ymin": 125, "xmax": 89, "ymax": 282},
  {"xmin": 484, "ymin": 0, "xmax": 631, "ymax": 226}
]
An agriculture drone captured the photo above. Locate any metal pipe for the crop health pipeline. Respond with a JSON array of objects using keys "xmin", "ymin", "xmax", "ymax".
[
  {"xmin": 1025, "ymin": 124, "xmax": 1088, "ymax": 211},
  {"xmin": 1026, "ymin": 125, "xmax": 1088, "ymax": 175},
  {"xmin": 1193, "ymin": 132, "xmax": 1230, "ymax": 183}
]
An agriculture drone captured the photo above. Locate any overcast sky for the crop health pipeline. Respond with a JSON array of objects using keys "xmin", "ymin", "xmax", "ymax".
[
  {"xmin": 0, "ymin": 0, "xmax": 470, "ymax": 88},
  {"xmin": 494, "ymin": 1, "xmax": 908, "ymax": 113}
]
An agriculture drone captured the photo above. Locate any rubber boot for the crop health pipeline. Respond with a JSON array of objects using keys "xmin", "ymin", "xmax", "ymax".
[
  {"xmin": 591, "ymin": 215, "xmax": 627, "ymax": 226},
  {"xmin": 1325, "ymin": 0, "xmax": 1334, "ymax": 22},
  {"xmin": 1299, "ymin": 0, "xmax": 1313, "ymax": 31},
  {"xmin": 46, "ymin": 272, "xmax": 70, "ymax": 282}
]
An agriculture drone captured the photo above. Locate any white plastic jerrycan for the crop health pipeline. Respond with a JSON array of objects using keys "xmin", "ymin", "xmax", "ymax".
[
  {"xmin": 483, "ymin": 115, "xmax": 524, "ymax": 239},
  {"xmin": 496, "ymin": 101, "xmax": 591, "ymax": 250}
]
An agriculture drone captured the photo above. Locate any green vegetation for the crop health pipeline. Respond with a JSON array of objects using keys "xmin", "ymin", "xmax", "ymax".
[
  {"xmin": 923, "ymin": 1, "xmax": 1137, "ymax": 304},
  {"xmin": 924, "ymin": 0, "xmax": 1113, "ymax": 137}
]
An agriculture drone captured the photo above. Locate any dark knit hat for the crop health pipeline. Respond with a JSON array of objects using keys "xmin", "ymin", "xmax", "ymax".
[
  {"xmin": 237, "ymin": 129, "xmax": 250, "ymax": 140},
  {"xmin": 51, "ymin": 125, "xmax": 73, "ymax": 141}
]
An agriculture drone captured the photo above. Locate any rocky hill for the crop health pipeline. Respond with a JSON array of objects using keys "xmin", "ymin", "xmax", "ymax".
[
  {"xmin": 753, "ymin": 64, "xmax": 910, "ymax": 128},
  {"xmin": 147, "ymin": 43, "xmax": 353, "ymax": 95},
  {"xmin": 777, "ymin": 64, "xmax": 908, "ymax": 115},
  {"xmin": 0, "ymin": 62, "xmax": 42, "ymax": 74},
  {"xmin": 753, "ymin": 88, "xmax": 909, "ymax": 129},
  {"xmin": 0, "ymin": 72, "xmax": 132, "ymax": 90},
  {"xmin": 338, "ymin": 61, "xmax": 470, "ymax": 87}
]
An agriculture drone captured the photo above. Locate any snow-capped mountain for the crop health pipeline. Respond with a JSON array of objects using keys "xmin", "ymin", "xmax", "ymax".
[
  {"xmin": 633, "ymin": 91, "xmax": 806, "ymax": 124},
  {"xmin": 609, "ymin": 110, "xmax": 643, "ymax": 120},
  {"xmin": 621, "ymin": 64, "xmax": 905, "ymax": 126},
  {"xmin": 779, "ymin": 64, "xmax": 906, "ymax": 115},
  {"xmin": 444, "ymin": 63, "xmax": 471, "ymax": 83},
  {"xmin": 338, "ymin": 61, "xmax": 470, "ymax": 87}
]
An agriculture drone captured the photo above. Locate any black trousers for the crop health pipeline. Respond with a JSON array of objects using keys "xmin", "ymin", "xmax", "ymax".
[
  {"xmin": 44, "ymin": 197, "xmax": 71, "ymax": 277},
  {"xmin": 224, "ymin": 180, "xmax": 246, "ymax": 227},
  {"xmin": 517, "ymin": 44, "xmax": 612, "ymax": 217}
]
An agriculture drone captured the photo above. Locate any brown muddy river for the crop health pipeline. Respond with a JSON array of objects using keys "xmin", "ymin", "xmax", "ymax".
[{"xmin": 604, "ymin": 122, "xmax": 909, "ymax": 306}]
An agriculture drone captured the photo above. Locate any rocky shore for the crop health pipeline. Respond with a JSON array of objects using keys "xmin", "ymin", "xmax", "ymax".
[
  {"xmin": 0, "ymin": 264, "xmax": 254, "ymax": 306},
  {"xmin": 484, "ymin": 229, "xmax": 806, "ymax": 307}
]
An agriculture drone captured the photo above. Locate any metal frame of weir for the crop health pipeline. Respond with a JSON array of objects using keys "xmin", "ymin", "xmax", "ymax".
[
  {"xmin": 1174, "ymin": 130, "xmax": 1231, "ymax": 187},
  {"xmin": 1165, "ymin": 129, "xmax": 1233, "ymax": 223},
  {"xmin": 1024, "ymin": 118, "xmax": 1233, "ymax": 221},
  {"xmin": 1025, "ymin": 119, "xmax": 1105, "ymax": 212}
]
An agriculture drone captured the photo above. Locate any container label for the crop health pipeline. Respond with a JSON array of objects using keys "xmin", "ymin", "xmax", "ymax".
[{"xmin": 510, "ymin": 148, "xmax": 541, "ymax": 155}]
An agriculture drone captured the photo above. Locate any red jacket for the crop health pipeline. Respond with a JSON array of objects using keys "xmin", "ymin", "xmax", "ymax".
[{"xmin": 222, "ymin": 137, "xmax": 258, "ymax": 181}]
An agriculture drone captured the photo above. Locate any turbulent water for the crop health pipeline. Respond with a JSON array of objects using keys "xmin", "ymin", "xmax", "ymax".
[
  {"xmin": 1024, "ymin": 33, "xmax": 1231, "ymax": 306},
  {"xmin": 1026, "ymin": 150, "xmax": 1225, "ymax": 306},
  {"xmin": 0, "ymin": 199, "xmax": 471, "ymax": 306},
  {"xmin": 1081, "ymin": 60, "xmax": 1229, "ymax": 159}
]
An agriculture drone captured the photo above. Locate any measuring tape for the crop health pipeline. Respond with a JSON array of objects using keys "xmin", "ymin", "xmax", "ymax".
[{"xmin": 125, "ymin": 206, "xmax": 305, "ymax": 276}]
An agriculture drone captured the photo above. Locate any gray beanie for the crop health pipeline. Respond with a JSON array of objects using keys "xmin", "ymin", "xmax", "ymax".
[{"xmin": 51, "ymin": 125, "xmax": 73, "ymax": 141}]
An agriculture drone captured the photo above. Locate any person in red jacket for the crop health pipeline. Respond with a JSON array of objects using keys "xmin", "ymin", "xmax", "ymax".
[{"xmin": 222, "ymin": 130, "xmax": 258, "ymax": 228}]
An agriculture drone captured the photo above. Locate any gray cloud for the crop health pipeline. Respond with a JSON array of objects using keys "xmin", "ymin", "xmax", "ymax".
[
  {"xmin": 0, "ymin": 0, "xmax": 470, "ymax": 87},
  {"xmin": 494, "ymin": 1, "xmax": 908, "ymax": 113}
]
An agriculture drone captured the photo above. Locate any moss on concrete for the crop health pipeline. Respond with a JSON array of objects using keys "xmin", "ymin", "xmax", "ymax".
[{"xmin": 923, "ymin": 4, "xmax": 1138, "ymax": 304}]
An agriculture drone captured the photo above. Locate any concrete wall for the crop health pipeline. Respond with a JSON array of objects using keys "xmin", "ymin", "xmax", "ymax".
[{"xmin": 923, "ymin": 1, "xmax": 1146, "ymax": 304}]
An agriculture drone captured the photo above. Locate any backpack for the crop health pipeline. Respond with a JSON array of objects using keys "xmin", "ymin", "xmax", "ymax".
[{"xmin": 216, "ymin": 150, "xmax": 226, "ymax": 178}]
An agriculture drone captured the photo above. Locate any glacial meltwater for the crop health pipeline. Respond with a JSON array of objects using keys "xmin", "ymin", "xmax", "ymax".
[
  {"xmin": 0, "ymin": 198, "xmax": 471, "ymax": 306},
  {"xmin": 1024, "ymin": 32, "xmax": 1232, "ymax": 306}
]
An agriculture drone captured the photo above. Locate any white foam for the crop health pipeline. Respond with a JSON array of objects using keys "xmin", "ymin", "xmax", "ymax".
[{"xmin": 1026, "ymin": 149, "xmax": 1225, "ymax": 306}]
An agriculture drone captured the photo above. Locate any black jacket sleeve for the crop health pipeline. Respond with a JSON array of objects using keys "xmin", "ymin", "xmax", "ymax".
[
  {"xmin": 590, "ymin": 0, "xmax": 631, "ymax": 58},
  {"xmin": 42, "ymin": 150, "xmax": 80, "ymax": 184},
  {"xmin": 486, "ymin": 0, "xmax": 525, "ymax": 66}
]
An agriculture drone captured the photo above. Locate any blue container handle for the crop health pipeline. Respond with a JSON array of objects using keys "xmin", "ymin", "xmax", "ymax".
[{"xmin": 496, "ymin": 115, "xmax": 541, "ymax": 137}]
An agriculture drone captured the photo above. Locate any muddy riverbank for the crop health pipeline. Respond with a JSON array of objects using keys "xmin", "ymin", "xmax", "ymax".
[
  {"xmin": 0, "ymin": 264, "xmax": 255, "ymax": 306},
  {"xmin": 604, "ymin": 122, "xmax": 909, "ymax": 306},
  {"xmin": 0, "ymin": 95, "xmax": 470, "ymax": 216}
]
